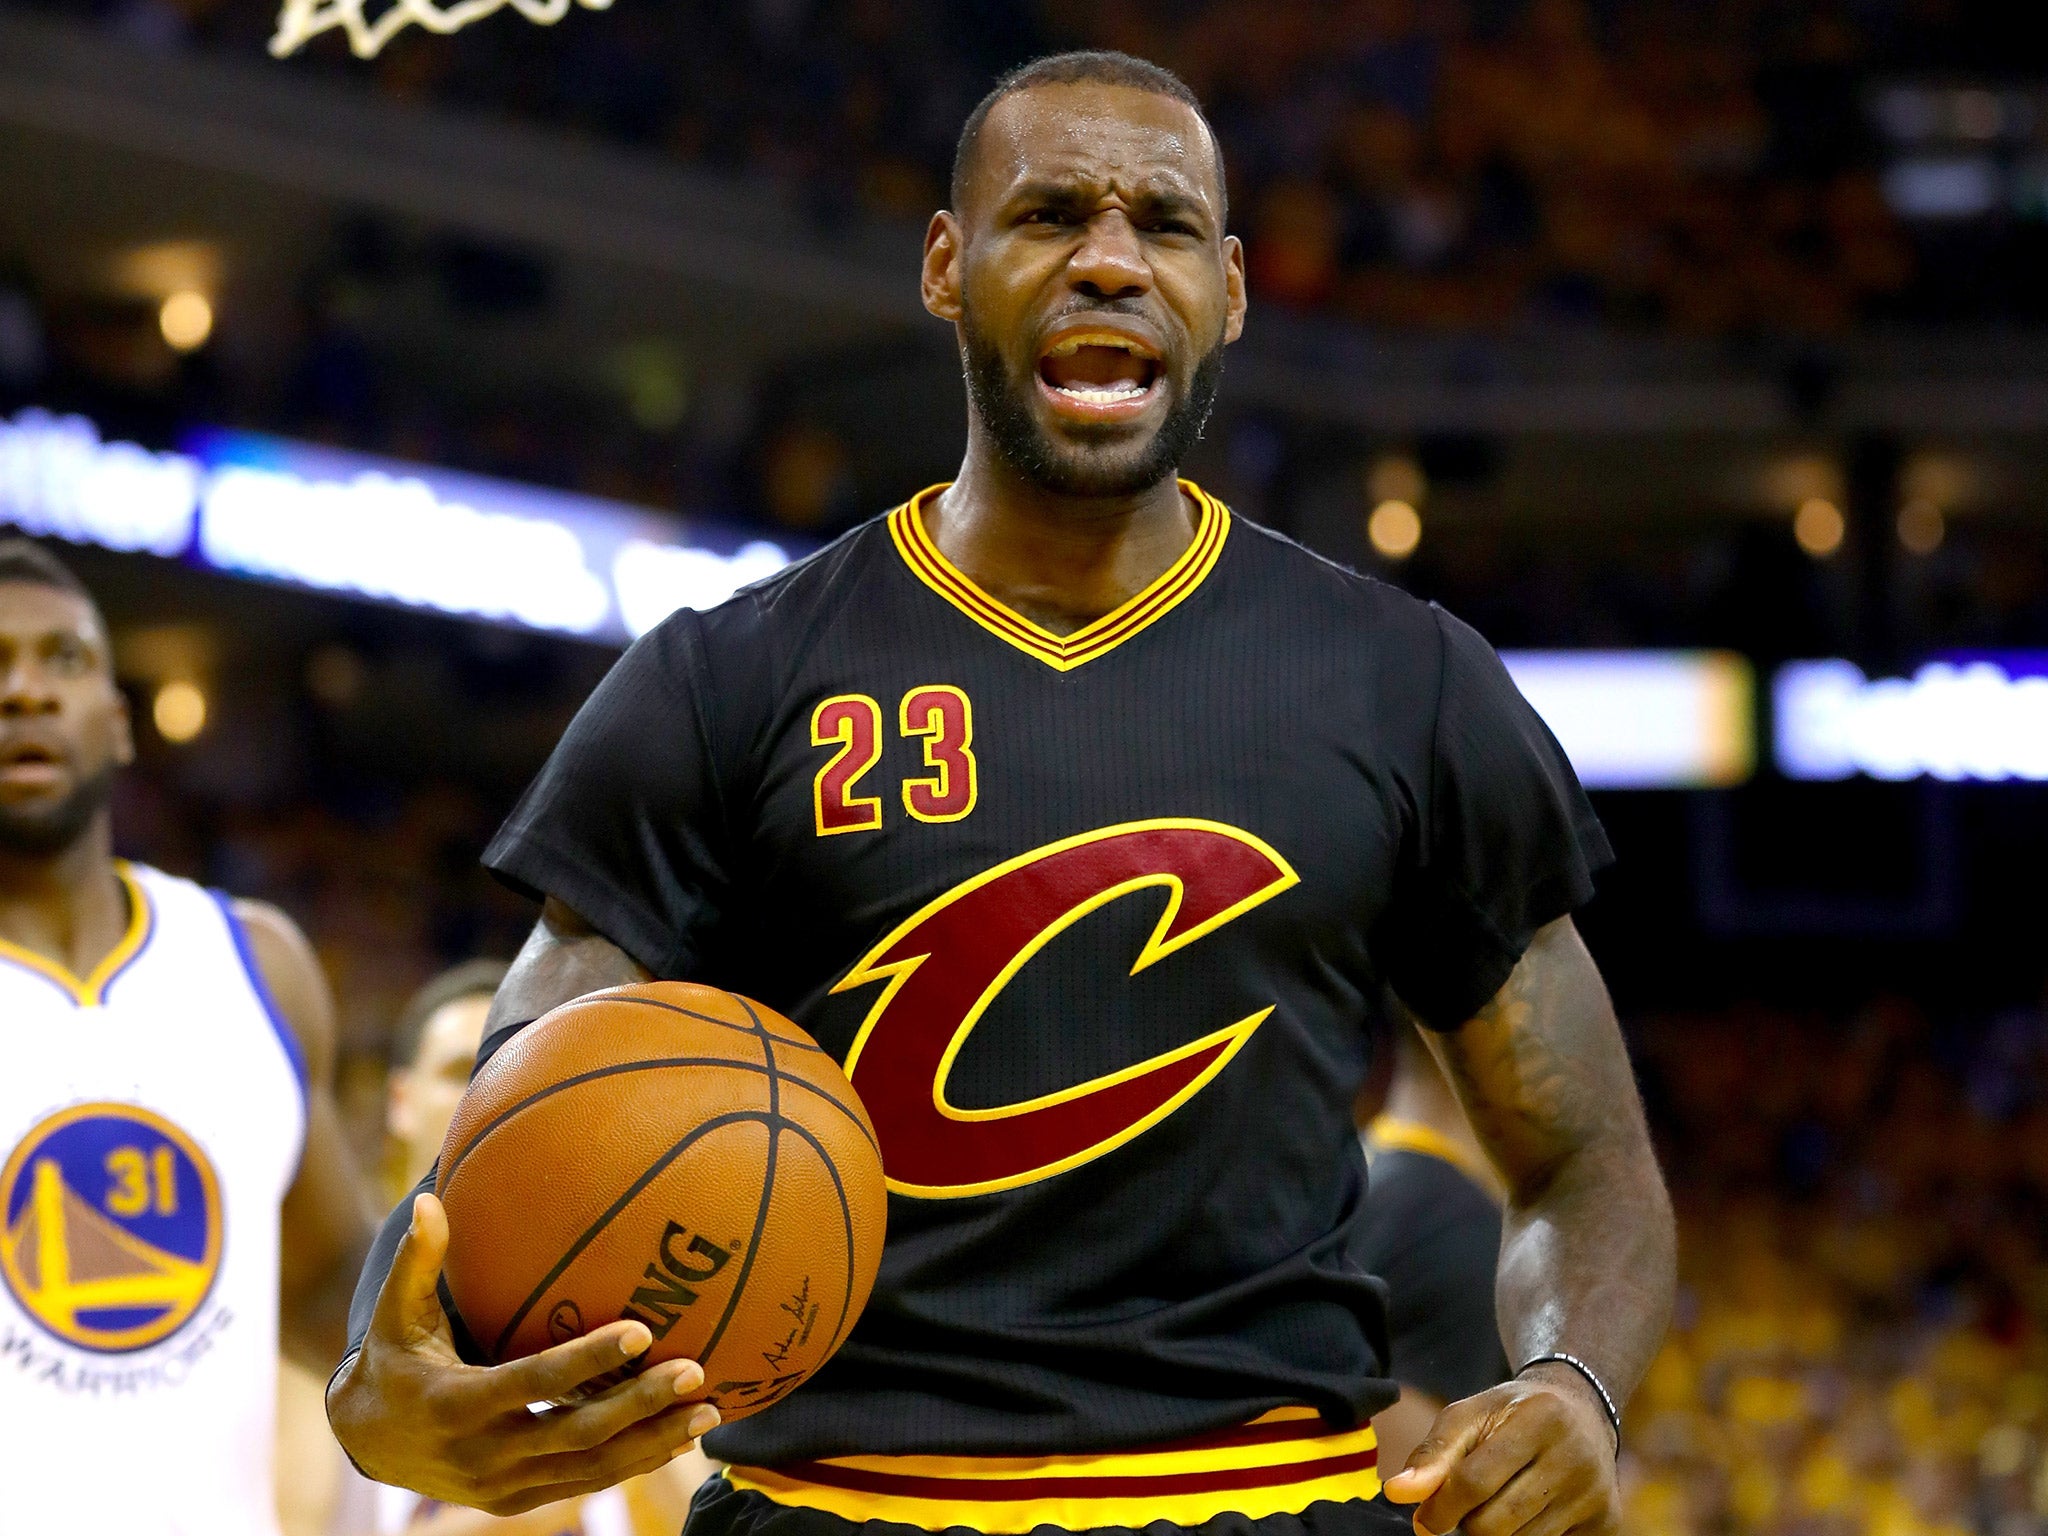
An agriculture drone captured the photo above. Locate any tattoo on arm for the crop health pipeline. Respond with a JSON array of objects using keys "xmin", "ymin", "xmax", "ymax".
[{"xmin": 1422, "ymin": 918, "xmax": 1676, "ymax": 1408}]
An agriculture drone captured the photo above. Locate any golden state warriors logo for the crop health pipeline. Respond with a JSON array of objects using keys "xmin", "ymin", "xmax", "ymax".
[{"xmin": 0, "ymin": 1104, "xmax": 223, "ymax": 1353}]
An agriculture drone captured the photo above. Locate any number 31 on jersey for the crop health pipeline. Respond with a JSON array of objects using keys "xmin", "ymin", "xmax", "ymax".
[{"xmin": 813, "ymin": 687, "xmax": 977, "ymax": 836}]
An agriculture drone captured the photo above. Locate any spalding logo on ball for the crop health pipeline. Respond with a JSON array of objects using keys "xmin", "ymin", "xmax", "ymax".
[{"xmin": 437, "ymin": 982, "xmax": 887, "ymax": 1419}]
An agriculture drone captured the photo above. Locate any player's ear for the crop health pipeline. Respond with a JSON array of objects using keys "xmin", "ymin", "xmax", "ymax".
[
  {"xmin": 387, "ymin": 1070, "xmax": 417, "ymax": 1143},
  {"xmin": 922, "ymin": 210, "xmax": 964, "ymax": 323},
  {"xmin": 110, "ymin": 686, "xmax": 135, "ymax": 769},
  {"xmin": 1222, "ymin": 234, "xmax": 1248, "ymax": 346}
]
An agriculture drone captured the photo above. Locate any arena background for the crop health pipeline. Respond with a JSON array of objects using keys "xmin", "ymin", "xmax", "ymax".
[{"xmin": 4, "ymin": 2, "xmax": 2048, "ymax": 1532}]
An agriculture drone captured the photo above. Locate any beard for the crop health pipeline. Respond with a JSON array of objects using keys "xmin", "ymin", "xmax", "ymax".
[
  {"xmin": 0, "ymin": 762, "xmax": 116, "ymax": 858},
  {"xmin": 961, "ymin": 309, "xmax": 1224, "ymax": 499}
]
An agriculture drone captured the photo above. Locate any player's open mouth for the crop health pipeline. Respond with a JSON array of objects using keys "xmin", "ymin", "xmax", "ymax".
[
  {"xmin": 1036, "ymin": 331, "xmax": 1162, "ymax": 423},
  {"xmin": 0, "ymin": 741, "xmax": 64, "ymax": 792}
]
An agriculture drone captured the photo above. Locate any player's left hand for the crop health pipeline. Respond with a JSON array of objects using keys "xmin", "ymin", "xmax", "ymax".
[{"xmin": 1381, "ymin": 1364, "xmax": 1619, "ymax": 1536}]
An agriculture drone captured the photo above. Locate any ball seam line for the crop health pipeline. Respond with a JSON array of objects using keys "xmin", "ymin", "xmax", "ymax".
[
  {"xmin": 441, "ymin": 1053, "xmax": 877, "ymax": 1188},
  {"xmin": 695, "ymin": 998, "xmax": 786, "ymax": 1373}
]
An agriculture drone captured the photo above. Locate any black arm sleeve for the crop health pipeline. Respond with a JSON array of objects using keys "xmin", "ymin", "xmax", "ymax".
[
  {"xmin": 342, "ymin": 1170, "xmax": 435, "ymax": 1365},
  {"xmin": 342, "ymin": 1020, "xmax": 537, "ymax": 1365},
  {"xmin": 482, "ymin": 608, "xmax": 739, "ymax": 978},
  {"xmin": 1375, "ymin": 608, "xmax": 1613, "ymax": 1029}
]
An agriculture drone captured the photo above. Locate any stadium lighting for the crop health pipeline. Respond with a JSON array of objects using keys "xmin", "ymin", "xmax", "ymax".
[
  {"xmin": 199, "ymin": 463, "xmax": 616, "ymax": 636},
  {"xmin": 1368, "ymin": 499, "xmax": 1422, "ymax": 560},
  {"xmin": 1366, "ymin": 454, "xmax": 1426, "ymax": 508},
  {"xmin": 1897, "ymin": 500, "xmax": 1945, "ymax": 555},
  {"xmin": 612, "ymin": 538, "xmax": 793, "ymax": 639},
  {"xmin": 1794, "ymin": 498, "xmax": 1845, "ymax": 557},
  {"xmin": 152, "ymin": 681, "xmax": 207, "ymax": 743},
  {"xmin": 159, "ymin": 292, "xmax": 214, "ymax": 353}
]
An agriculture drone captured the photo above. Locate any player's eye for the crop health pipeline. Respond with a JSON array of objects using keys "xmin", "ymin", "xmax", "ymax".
[{"xmin": 1022, "ymin": 208, "xmax": 1078, "ymax": 226}]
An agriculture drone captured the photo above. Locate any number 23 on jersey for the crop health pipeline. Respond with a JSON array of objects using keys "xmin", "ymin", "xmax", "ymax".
[{"xmin": 813, "ymin": 687, "xmax": 977, "ymax": 836}]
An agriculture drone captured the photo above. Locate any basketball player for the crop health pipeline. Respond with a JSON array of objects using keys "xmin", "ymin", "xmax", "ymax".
[
  {"xmin": 0, "ymin": 539, "xmax": 374, "ymax": 1535},
  {"xmin": 326, "ymin": 961, "xmax": 707, "ymax": 1536},
  {"xmin": 329, "ymin": 52, "xmax": 1676, "ymax": 1536},
  {"xmin": 1356, "ymin": 1006, "xmax": 1512, "ymax": 1474}
]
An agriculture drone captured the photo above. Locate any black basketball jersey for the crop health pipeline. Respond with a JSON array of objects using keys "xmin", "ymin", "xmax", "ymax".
[{"xmin": 482, "ymin": 481, "xmax": 1611, "ymax": 1464}]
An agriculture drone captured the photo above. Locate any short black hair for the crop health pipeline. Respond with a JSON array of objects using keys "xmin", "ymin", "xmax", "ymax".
[
  {"xmin": 390, "ymin": 959, "xmax": 509, "ymax": 1070},
  {"xmin": 0, "ymin": 538, "xmax": 91, "ymax": 600},
  {"xmin": 951, "ymin": 50, "xmax": 1227, "ymax": 224}
]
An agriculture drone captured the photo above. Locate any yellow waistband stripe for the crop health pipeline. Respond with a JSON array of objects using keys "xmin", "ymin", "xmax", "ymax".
[
  {"xmin": 723, "ymin": 1410, "xmax": 1381, "ymax": 1533},
  {"xmin": 1365, "ymin": 1115, "xmax": 1503, "ymax": 1198}
]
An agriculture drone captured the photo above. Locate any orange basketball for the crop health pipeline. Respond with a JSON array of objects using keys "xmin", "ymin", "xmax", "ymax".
[{"xmin": 436, "ymin": 981, "xmax": 887, "ymax": 1421}]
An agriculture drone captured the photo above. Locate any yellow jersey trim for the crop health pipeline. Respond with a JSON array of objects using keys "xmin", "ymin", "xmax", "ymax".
[
  {"xmin": 723, "ymin": 1410, "xmax": 1380, "ymax": 1534},
  {"xmin": 1365, "ymin": 1115, "xmax": 1502, "ymax": 1198},
  {"xmin": 0, "ymin": 863, "xmax": 155, "ymax": 1008},
  {"xmin": 887, "ymin": 481, "xmax": 1230, "ymax": 673}
]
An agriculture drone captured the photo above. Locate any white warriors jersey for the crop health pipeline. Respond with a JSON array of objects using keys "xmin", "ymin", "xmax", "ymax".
[{"xmin": 0, "ymin": 861, "xmax": 306, "ymax": 1536}]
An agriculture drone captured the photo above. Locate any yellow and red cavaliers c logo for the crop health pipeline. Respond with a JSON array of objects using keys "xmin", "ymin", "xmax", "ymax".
[
  {"xmin": 838, "ymin": 819, "xmax": 1298, "ymax": 1198},
  {"xmin": 0, "ymin": 1103, "xmax": 223, "ymax": 1353}
]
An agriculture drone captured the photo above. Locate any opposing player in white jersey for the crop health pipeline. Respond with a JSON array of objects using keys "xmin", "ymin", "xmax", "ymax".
[{"xmin": 0, "ymin": 539, "xmax": 375, "ymax": 1536}]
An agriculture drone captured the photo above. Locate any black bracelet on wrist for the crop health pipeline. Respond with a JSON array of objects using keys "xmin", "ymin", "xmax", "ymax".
[{"xmin": 1517, "ymin": 1352, "xmax": 1622, "ymax": 1455}]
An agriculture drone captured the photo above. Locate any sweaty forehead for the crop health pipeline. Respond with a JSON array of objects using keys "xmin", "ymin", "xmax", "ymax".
[
  {"xmin": 0, "ymin": 582, "xmax": 105, "ymax": 646},
  {"xmin": 966, "ymin": 83, "xmax": 1222, "ymax": 215}
]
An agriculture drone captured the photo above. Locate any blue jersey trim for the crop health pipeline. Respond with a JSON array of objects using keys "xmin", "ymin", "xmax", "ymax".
[{"xmin": 211, "ymin": 890, "xmax": 311, "ymax": 1123}]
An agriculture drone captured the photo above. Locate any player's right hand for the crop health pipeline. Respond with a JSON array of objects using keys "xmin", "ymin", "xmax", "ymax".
[{"xmin": 326, "ymin": 1193, "xmax": 720, "ymax": 1517}]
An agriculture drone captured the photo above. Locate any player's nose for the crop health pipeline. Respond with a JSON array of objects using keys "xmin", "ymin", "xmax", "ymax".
[
  {"xmin": 1066, "ymin": 211, "xmax": 1152, "ymax": 302},
  {"xmin": 0, "ymin": 657, "xmax": 60, "ymax": 715}
]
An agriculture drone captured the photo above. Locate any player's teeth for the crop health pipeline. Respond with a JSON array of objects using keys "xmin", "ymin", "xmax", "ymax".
[
  {"xmin": 1047, "ymin": 336, "xmax": 1139, "ymax": 357},
  {"xmin": 1055, "ymin": 380, "xmax": 1148, "ymax": 402}
]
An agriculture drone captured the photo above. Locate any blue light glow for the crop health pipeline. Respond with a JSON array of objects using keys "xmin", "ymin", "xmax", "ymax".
[{"xmin": 0, "ymin": 409, "xmax": 798, "ymax": 643}]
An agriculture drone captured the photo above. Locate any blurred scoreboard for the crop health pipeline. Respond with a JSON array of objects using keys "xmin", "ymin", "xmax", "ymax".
[{"xmin": 0, "ymin": 407, "xmax": 793, "ymax": 644}]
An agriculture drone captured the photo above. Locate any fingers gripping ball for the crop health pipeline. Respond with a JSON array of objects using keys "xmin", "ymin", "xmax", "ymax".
[{"xmin": 436, "ymin": 983, "xmax": 887, "ymax": 1421}]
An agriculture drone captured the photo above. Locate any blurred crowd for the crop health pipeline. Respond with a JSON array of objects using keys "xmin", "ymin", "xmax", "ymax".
[
  {"xmin": 1625, "ymin": 998, "xmax": 2048, "ymax": 1536},
  {"xmin": 12, "ymin": 0, "xmax": 2048, "ymax": 333}
]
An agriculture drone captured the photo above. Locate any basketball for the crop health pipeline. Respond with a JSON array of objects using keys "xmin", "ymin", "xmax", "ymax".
[{"xmin": 435, "ymin": 982, "xmax": 887, "ymax": 1421}]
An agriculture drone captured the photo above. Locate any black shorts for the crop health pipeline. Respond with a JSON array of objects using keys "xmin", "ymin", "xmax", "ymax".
[{"xmin": 685, "ymin": 1410, "xmax": 1410, "ymax": 1536}]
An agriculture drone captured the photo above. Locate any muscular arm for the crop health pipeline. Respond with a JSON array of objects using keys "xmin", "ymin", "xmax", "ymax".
[
  {"xmin": 1429, "ymin": 917, "xmax": 1672, "ymax": 1407},
  {"xmin": 1385, "ymin": 917, "xmax": 1674, "ymax": 1536},
  {"xmin": 235, "ymin": 898, "xmax": 377, "ymax": 1373},
  {"xmin": 480, "ymin": 897, "xmax": 653, "ymax": 1056}
]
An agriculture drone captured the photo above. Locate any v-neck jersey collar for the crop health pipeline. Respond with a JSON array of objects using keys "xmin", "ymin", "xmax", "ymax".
[{"xmin": 886, "ymin": 480, "xmax": 1231, "ymax": 672}]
